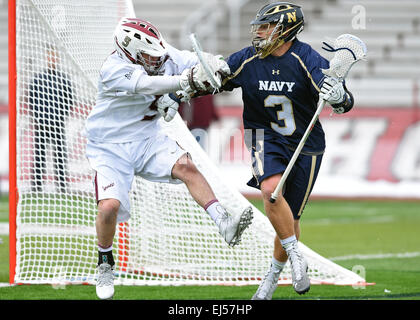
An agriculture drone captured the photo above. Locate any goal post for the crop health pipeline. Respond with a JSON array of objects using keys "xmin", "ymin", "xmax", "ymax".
[
  {"xmin": 9, "ymin": 0, "xmax": 367, "ymax": 288},
  {"xmin": 9, "ymin": 0, "xmax": 18, "ymax": 285}
]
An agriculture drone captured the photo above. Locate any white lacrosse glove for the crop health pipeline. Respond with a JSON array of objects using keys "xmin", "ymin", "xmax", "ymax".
[
  {"xmin": 199, "ymin": 53, "xmax": 231, "ymax": 91},
  {"xmin": 179, "ymin": 65, "xmax": 209, "ymax": 95},
  {"xmin": 201, "ymin": 52, "xmax": 231, "ymax": 78},
  {"xmin": 157, "ymin": 94, "xmax": 179, "ymax": 122},
  {"xmin": 179, "ymin": 54, "xmax": 231, "ymax": 95},
  {"xmin": 319, "ymin": 76, "xmax": 346, "ymax": 105}
]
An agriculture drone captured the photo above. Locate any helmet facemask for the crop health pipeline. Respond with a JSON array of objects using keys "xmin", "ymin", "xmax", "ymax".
[
  {"xmin": 136, "ymin": 50, "xmax": 168, "ymax": 75},
  {"xmin": 251, "ymin": 22, "xmax": 285, "ymax": 59}
]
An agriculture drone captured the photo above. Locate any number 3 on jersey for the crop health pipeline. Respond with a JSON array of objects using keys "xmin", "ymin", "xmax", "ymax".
[{"xmin": 264, "ymin": 95, "xmax": 296, "ymax": 136}]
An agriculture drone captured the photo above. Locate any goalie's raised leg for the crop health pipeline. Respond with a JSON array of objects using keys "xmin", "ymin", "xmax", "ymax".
[{"xmin": 172, "ymin": 154, "xmax": 253, "ymax": 247}]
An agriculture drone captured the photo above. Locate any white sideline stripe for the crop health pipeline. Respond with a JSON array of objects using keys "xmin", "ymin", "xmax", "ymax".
[
  {"xmin": 0, "ymin": 283, "xmax": 13, "ymax": 287},
  {"xmin": 329, "ymin": 251, "xmax": 420, "ymax": 261},
  {"xmin": 0, "ymin": 222, "xmax": 8, "ymax": 235},
  {"xmin": 306, "ymin": 215, "xmax": 395, "ymax": 225}
]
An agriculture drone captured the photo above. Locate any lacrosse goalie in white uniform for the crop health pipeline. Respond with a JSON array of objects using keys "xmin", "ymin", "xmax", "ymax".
[{"xmin": 84, "ymin": 18, "xmax": 253, "ymax": 300}]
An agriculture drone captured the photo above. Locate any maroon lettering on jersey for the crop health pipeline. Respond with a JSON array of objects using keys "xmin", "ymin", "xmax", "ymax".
[
  {"xmin": 141, "ymin": 115, "xmax": 156, "ymax": 121},
  {"xmin": 149, "ymin": 95, "xmax": 161, "ymax": 111}
]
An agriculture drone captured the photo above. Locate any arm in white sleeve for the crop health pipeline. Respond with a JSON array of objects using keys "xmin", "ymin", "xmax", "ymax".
[
  {"xmin": 165, "ymin": 42, "xmax": 199, "ymax": 71},
  {"xmin": 135, "ymin": 74, "xmax": 182, "ymax": 95}
]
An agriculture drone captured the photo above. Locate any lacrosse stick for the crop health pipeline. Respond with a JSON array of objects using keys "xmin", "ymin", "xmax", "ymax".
[
  {"xmin": 189, "ymin": 33, "xmax": 221, "ymax": 90},
  {"xmin": 269, "ymin": 34, "xmax": 367, "ymax": 203}
]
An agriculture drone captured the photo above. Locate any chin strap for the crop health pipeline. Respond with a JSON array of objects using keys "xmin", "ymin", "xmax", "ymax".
[{"xmin": 258, "ymin": 39, "xmax": 285, "ymax": 59}]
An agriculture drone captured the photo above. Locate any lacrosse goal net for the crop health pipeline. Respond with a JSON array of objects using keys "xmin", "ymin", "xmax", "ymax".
[{"xmin": 9, "ymin": 0, "xmax": 365, "ymax": 287}]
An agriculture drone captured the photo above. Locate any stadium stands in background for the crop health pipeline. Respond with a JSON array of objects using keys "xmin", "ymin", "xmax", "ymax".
[{"xmin": 1, "ymin": 0, "xmax": 419, "ymax": 107}]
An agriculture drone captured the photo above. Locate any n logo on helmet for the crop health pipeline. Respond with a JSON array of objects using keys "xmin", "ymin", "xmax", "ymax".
[{"xmin": 287, "ymin": 12, "xmax": 297, "ymax": 23}]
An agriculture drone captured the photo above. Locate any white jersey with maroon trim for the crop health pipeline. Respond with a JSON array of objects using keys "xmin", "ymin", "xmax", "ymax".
[{"xmin": 84, "ymin": 43, "xmax": 198, "ymax": 143}]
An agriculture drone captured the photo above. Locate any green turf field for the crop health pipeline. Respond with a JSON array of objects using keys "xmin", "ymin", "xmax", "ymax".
[{"xmin": 0, "ymin": 195, "xmax": 419, "ymax": 300}]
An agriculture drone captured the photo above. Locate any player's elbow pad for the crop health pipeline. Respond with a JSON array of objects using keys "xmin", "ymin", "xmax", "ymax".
[{"xmin": 331, "ymin": 88, "xmax": 354, "ymax": 114}]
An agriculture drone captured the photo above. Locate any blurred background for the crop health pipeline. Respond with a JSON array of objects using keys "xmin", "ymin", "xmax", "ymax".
[{"xmin": 1, "ymin": 0, "xmax": 419, "ymax": 198}]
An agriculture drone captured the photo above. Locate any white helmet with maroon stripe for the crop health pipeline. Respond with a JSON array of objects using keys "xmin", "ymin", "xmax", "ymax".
[{"xmin": 114, "ymin": 17, "xmax": 168, "ymax": 74}]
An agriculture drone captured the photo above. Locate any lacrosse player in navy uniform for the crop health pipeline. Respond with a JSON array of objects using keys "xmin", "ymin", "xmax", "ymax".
[{"xmin": 219, "ymin": 2, "xmax": 354, "ymax": 298}]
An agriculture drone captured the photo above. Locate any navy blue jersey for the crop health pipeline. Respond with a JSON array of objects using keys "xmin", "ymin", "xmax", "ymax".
[{"xmin": 222, "ymin": 39, "xmax": 329, "ymax": 154}]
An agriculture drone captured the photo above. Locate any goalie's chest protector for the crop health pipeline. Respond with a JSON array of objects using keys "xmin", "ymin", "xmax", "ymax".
[{"xmin": 225, "ymin": 40, "xmax": 330, "ymax": 154}]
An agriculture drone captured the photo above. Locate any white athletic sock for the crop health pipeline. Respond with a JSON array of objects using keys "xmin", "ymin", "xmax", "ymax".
[
  {"xmin": 98, "ymin": 244, "xmax": 113, "ymax": 253},
  {"xmin": 271, "ymin": 257, "xmax": 286, "ymax": 273},
  {"xmin": 280, "ymin": 235, "xmax": 297, "ymax": 252},
  {"xmin": 204, "ymin": 200, "xmax": 226, "ymax": 224}
]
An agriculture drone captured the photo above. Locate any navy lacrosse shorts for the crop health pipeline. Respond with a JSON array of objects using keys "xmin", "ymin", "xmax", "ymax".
[{"xmin": 246, "ymin": 133, "xmax": 323, "ymax": 220}]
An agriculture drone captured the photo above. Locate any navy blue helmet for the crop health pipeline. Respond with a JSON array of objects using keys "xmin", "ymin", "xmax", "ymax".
[{"xmin": 250, "ymin": 2, "xmax": 304, "ymax": 58}]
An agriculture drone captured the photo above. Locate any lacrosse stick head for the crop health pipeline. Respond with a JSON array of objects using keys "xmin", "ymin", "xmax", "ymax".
[
  {"xmin": 189, "ymin": 33, "xmax": 222, "ymax": 90},
  {"xmin": 321, "ymin": 34, "xmax": 367, "ymax": 80}
]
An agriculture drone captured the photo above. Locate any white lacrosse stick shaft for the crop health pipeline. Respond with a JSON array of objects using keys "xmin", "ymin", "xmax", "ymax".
[
  {"xmin": 189, "ymin": 33, "xmax": 221, "ymax": 89},
  {"xmin": 269, "ymin": 34, "xmax": 367, "ymax": 203},
  {"xmin": 269, "ymin": 99, "xmax": 326, "ymax": 203}
]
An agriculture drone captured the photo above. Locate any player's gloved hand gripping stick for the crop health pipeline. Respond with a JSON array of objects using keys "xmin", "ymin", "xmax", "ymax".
[
  {"xmin": 189, "ymin": 33, "xmax": 230, "ymax": 92},
  {"xmin": 270, "ymin": 34, "xmax": 367, "ymax": 203},
  {"xmin": 163, "ymin": 34, "xmax": 230, "ymax": 120}
]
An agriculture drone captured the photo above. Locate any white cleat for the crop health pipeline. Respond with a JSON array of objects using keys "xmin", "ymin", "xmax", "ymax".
[
  {"xmin": 252, "ymin": 268, "xmax": 280, "ymax": 300},
  {"xmin": 216, "ymin": 206, "xmax": 253, "ymax": 247},
  {"xmin": 96, "ymin": 263, "xmax": 115, "ymax": 300},
  {"xmin": 287, "ymin": 243, "xmax": 310, "ymax": 295}
]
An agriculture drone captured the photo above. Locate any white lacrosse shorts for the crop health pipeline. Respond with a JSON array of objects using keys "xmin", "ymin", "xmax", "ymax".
[{"xmin": 86, "ymin": 133, "xmax": 187, "ymax": 223}]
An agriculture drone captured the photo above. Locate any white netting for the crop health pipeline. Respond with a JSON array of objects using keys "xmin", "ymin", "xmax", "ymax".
[
  {"xmin": 13, "ymin": 0, "xmax": 365, "ymax": 287},
  {"xmin": 322, "ymin": 34, "xmax": 367, "ymax": 79}
]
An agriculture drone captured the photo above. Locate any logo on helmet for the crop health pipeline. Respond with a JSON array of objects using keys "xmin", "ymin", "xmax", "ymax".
[{"xmin": 114, "ymin": 17, "xmax": 168, "ymax": 75}]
